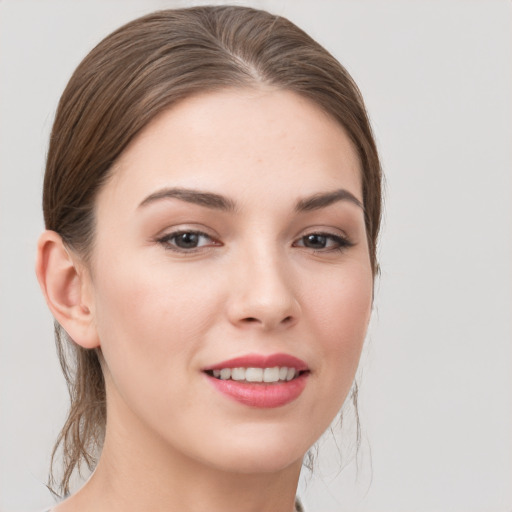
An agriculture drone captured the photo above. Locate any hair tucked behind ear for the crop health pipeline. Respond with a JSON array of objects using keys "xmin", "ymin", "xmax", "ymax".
[{"xmin": 44, "ymin": 5, "xmax": 382, "ymax": 496}]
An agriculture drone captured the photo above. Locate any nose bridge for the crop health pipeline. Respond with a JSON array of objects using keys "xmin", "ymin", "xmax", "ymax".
[{"xmin": 228, "ymin": 240, "xmax": 299, "ymax": 329}]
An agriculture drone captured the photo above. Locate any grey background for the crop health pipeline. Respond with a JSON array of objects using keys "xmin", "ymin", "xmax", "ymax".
[{"xmin": 1, "ymin": 0, "xmax": 511, "ymax": 511}]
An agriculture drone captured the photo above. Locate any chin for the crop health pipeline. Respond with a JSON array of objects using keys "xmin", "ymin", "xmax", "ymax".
[
  {"xmin": 191, "ymin": 426, "xmax": 313, "ymax": 475},
  {"xmin": 206, "ymin": 449, "xmax": 305, "ymax": 475}
]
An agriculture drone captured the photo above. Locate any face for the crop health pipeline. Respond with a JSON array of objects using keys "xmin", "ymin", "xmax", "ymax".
[{"xmin": 84, "ymin": 88, "xmax": 373, "ymax": 474}]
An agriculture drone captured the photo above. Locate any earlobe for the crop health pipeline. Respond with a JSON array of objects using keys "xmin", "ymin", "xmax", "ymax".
[{"xmin": 35, "ymin": 230, "xmax": 100, "ymax": 349}]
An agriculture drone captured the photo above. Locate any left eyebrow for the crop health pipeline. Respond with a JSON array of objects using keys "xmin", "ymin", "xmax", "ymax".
[{"xmin": 295, "ymin": 189, "xmax": 364, "ymax": 212}]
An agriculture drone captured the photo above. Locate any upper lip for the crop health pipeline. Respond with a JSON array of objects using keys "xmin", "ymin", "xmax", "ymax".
[{"xmin": 203, "ymin": 353, "xmax": 309, "ymax": 371}]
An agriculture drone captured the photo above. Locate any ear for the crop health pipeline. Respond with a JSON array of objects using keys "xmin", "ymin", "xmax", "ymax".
[{"xmin": 35, "ymin": 230, "xmax": 100, "ymax": 349}]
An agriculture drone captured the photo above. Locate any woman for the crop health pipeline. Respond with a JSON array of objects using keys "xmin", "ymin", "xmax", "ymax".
[{"xmin": 35, "ymin": 6, "xmax": 382, "ymax": 512}]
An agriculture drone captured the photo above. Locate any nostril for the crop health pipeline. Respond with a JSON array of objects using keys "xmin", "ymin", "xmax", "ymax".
[{"xmin": 241, "ymin": 315, "xmax": 294, "ymax": 326}]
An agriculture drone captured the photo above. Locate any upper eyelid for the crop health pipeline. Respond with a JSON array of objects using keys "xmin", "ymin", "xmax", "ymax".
[
  {"xmin": 296, "ymin": 227, "xmax": 351, "ymax": 240},
  {"xmin": 300, "ymin": 232, "xmax": 348, "ymax": 239},
  {"xmin": 155, "ymin": 224, "xmax": 218, "ymax": 239},
  {"xmin": 163, "ymin": 229, "xmax": 211, "ymax": 237}
]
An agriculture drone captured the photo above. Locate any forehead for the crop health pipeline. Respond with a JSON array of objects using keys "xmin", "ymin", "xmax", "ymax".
[{"xmin": 98, "ymin": 88, "xmax": 362, "ymax": 212}]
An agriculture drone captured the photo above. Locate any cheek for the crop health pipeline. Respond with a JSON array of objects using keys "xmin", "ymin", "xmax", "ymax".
[
  {"xmin": 91, "ymin": 260, "xmax": 222, "ymax": 377},
  {"xmin": 307, "ymin": 262, "xmax": 373, "ymax": 386},
  {"xmin": 312, "ymin": 259, "xmax": 372, "ymax": 322},
  {"xmin": 91, "ymin": 268, "xmax": 163, "ymax": 370},
  {"xmin": 89, "ymin": 266, "xmax": 206, "ymax": 424}
]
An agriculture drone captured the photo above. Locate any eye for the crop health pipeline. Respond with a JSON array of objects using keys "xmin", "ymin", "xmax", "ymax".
[
  {"xmin": 294, "ymin": 232, "xmax": 353, "ymax": 252},
  {"xmin": 157, "ymin": 230, "xmax": 219, "ymax": 252}
]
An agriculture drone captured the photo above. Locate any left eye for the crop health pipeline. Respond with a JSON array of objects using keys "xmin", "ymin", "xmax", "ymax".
[
  {"xmin": 158, "ymin": 231, "xmax": 217, "ymax": 251},
  {"xmin": 294, "ymin": 233, "xmax": 351, "ymax": 251}
]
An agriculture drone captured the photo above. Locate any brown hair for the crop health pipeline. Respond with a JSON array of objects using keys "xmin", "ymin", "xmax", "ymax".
[{"xmin": 43, "ymin": 5, "xmax": 382, "ymax": 496}]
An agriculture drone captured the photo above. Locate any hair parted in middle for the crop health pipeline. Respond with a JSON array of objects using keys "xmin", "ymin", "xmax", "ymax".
[{"xmin": 43, "ymin": 5, "xmax": 382, "ymax": 496}]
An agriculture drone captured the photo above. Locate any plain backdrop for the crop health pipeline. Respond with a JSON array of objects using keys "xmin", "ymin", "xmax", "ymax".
[{"xmin": 0, "ymin": 1, "xmax": 511, "ymax": 511}]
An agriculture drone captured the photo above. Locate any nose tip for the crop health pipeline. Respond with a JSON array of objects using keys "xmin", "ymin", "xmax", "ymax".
[{"xmin": 226, "ymin": 258, "xmax": 300, "ymax": 331}]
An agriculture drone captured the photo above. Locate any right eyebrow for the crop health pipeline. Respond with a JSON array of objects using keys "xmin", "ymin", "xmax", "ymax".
[{"xmin": 138, "ymin": 187, "xmax": 237, "ymax": 212}]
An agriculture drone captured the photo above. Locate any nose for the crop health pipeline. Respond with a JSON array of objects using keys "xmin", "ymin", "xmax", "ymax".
[{"xmin": 226, "ymin": 249, "xmax": 301, "ymax": 331}]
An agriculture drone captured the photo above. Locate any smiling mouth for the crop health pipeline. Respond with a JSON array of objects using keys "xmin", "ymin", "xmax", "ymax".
[
  {"xmin": 204, "ymin": 366, "xmax": 308, "ymax": 383},
  {"xmin": 204, "ymin": 354, "xmax": 310, "ymax": 407}
]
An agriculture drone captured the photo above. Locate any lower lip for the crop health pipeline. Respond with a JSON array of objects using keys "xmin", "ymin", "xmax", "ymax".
[{"xmin": 206, "ymin": 373, "xmax": 309, "ymax": 408}]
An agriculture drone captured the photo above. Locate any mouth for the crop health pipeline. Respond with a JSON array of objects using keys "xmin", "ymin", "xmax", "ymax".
[
  {"xmin": 205, "ymin": 366, "xmax": 308, "ymax": 383},
  {"xmin": 202, "ymin": 353, "xmax": 310, "ymax": 408}
]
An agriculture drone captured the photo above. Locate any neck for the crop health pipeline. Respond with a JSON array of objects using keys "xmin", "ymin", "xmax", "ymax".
[{"xmin": 55, "ymin": 395, "xmax": 302, "ymax": 512}]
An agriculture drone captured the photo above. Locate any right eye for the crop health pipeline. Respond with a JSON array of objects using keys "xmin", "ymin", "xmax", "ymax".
[{"xmin": 157, "ymin": 230, "xmax": 220, "ymax": 252}]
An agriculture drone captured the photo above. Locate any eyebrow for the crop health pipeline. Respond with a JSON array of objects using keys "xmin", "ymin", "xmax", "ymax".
[
  {"xmin": 138, "ymin": 186, "xmax": 363, "ymax": 212},
  {"xmin": 138, "ymin": 187, "xmax": 237, "ymax": 212},
  {"xmin": 295, "ymin": 189, "xmax": 364, "ymax": 212}
]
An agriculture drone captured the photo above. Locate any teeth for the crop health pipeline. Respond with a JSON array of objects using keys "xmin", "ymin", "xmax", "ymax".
[
  {"xmin": 210, "ymin": 366, "xmax": 301, "ymax": 383},
  {"xmin": 263, "ymin": 367, "xmax": 280, "ymax": 383},
  {"xmin": 286, "ymin": 368, "xmax": 296, "ymax": 381},
  {"xmin": 219, "ymin": 368, "xmax": 231, "ymax": 380},
  {"xmin": 231, "ymin": 367, "xmax": 245, "ymax": 381},
  {"xmin": 245, "ymin": 368, "xmax": 263, "ymax": 382}
]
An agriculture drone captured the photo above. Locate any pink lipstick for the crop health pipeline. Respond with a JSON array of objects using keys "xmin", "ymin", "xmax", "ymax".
[{"xmin": 203, "ymin": 353, "xmax": 310, "ymax": 408}]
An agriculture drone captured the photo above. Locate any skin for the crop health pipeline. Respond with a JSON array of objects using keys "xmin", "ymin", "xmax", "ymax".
[{"xmin": 37, "ymin": 88, "xmax": 374, "ymax": 512}]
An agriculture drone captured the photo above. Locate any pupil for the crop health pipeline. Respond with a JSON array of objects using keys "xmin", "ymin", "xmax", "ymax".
[
  {"xmin": 305, "ymin": 234, "xmax": 326, "ymax": 249},
  {"xmin": 176, "ymin": 233, "xmax": 199, "ymax": 248}
]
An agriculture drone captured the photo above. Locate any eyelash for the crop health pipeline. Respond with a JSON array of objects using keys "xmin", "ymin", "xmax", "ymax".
[{"xmin": 156, "ymin": 230, "xmax": 353, "ymax": 253}]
